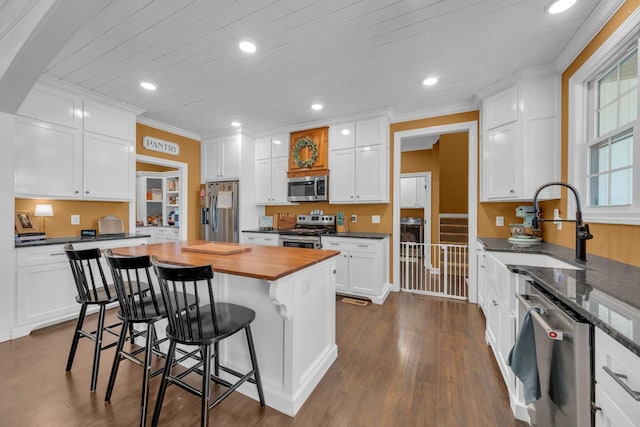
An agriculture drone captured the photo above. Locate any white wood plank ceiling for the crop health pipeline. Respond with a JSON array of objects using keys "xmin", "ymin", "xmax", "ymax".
[{"xmin": 42, "ymin": 0, "xmax": 604, "ymax": 138}]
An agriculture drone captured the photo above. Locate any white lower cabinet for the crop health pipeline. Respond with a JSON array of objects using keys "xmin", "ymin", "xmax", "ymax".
[
  {"xmin": 321, "ymin": 236, "xmax": 390, "ymax": 304},
  {"xmin": 137, "ymin": 227, "xmax": 179, "ymax": 244},
  {"xmin": 483, "ymin": 251, "xmax": 528, "ymax": 422},
  {"xmin": 14, "ymin": 238, "xmax": 148, "ymax": 338},
  {"xmin": 241, "ymin": 232, "xmax": 280, "ymax": 246},
  {"xmin": 594, "ymin": 327, "xmax": 640, "ymax": 427}
]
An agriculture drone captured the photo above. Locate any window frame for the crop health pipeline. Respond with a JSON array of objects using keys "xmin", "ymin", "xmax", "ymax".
[{"xmin": 568, "ymin": 10, "xmax": 640, "ymax": 225}]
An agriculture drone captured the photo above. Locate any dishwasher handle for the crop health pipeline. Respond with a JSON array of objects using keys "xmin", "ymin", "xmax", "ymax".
[{"xmin": 516, "ymin": 293, "xmax": 565, "ymax": 341}]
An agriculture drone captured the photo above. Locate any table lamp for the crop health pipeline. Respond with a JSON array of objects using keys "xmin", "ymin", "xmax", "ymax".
[{"xmin": 34, "ymin": 204, "xmax": 54, "ymax": 235}]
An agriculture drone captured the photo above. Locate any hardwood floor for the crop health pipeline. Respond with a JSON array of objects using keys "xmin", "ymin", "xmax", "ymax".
[{"xmin": 0, "ymin": 293, "xmax": 526, "ymax": 426}]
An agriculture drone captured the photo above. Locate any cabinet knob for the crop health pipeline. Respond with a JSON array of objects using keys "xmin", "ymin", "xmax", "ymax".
[
  {"xmin": 492, "ymin": 300, "xmax": 498, "ymax": 306},
  {"xmin": 85, "ymin": 190, "xmax": 90, "ymax": 194},
  {"xmin": 509, "ymin": 189, "xmax": 514, "ymax": 193},
  {"xmin": 75, "ymin": 190, "xmax": 79, "ymax": 194}
]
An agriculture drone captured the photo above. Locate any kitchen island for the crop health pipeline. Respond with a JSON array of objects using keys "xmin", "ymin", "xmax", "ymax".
[{"xmin": 111, "ymin": 240, "xmax": 340, "ymax": 417}]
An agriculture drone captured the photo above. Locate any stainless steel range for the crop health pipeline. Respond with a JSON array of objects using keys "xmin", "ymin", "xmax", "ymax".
[{"xmin": 279, "ymin": 215, "xmax": 336, "ymax": 249}]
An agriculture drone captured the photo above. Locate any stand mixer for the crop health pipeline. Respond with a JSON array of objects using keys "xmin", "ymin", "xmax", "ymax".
[{"xmin": 508, "ymin": 205, "xmax": 542, "ymax": 244}]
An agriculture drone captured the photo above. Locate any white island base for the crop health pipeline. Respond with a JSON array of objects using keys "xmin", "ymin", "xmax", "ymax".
[{"xmin": 209, "ymin": 257, "xmax": 337, "ymax": 416}]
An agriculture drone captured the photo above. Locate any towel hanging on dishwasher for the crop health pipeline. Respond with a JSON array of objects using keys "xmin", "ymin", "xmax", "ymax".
[{"xmin": 508, "ymin": 309, "xmax": 541, "ymax": 404}]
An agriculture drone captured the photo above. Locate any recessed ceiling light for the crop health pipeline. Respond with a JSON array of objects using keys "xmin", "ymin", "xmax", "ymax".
[
  {"xmin": 239, "ymin": 40, "xmax": 257, "ymax": 54},
  {"xmin": 422, "ymin": 77, "xmax": 438, "ymax": 86},
  {"xmin": 231, "ymin": 121, "xmax": 241, "ymax": 127},
  {"xmin": 311, "ymin": 103, "xmax": 323, "ymax": 111},
  {"xmin": 140, "ymin": 81, "xmax": 157, "ymax": 91},
  {"xmin": 546, "ymin": 0, "xmax": 577, "ymax": 14}
]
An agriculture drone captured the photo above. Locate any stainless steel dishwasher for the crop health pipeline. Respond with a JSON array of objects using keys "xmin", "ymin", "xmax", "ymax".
[{"xmin": 516, "ymin": 281, "xmax": 593, "ymax": 427}]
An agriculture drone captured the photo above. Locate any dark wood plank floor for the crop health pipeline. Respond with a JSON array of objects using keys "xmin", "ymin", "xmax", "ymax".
[{"xmin": 0, "ymin": 292, "xmax": 526, "ymax": 426}]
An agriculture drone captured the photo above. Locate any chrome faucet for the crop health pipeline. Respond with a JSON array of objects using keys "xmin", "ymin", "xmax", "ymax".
[{"xmin": 532, "ymin": 182, "xmax": 593, "ymax": 263}]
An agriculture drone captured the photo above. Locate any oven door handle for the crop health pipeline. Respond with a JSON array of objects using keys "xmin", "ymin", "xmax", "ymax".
[{"xmin": 516, "ymin": 293, "xmax": 566, "ymax": 341}]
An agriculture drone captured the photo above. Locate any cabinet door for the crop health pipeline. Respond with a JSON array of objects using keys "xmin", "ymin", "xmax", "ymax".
[
  {"xmin": 334, "ymin": 252, "xmax": 349, "ymax": 292},
  {"xmin": 477, "ymin": 250, "xmax": 487, "ymax": 316},
  {"xmin": 83, "ymin": 133, "xmax": 134, "ymax": 200},
  {"xmin": 15, "ymin": 119, "xmax": 82, "ymax": 198},
  {"xmin": 329, "ymin": 149, "xmax": 356, "ymax": 202},
  {"xmin": 271, "ymin": 134, "xmax": 289, "ymax": 158},
  {"xmin": 484, "ymin": 86, "xmax": 517, "ymax": 129},
  {"xmin": 595, "ymin": 386, "xmax": 637, "ymax": 427},
  {"xmin": 329, "ymin": 122, "xmax": 356, "ymax": 150},
  {"xmin": 202, "ymin": 140, "xmax": 222, "ymax": 180},
  {"xmin": 355, "ymin": 145, "xmax": 386, "ymax": 202},
  {"xmin": 255, "ymin": 159, "xmax": 272, "ymax": 204},
  {"xmin": 400, "ymin": 177, "xmax": 418, "ymax": 208},
  {"xmin": 482, "ymin": 122, "xmax": 518, "ymax": 200},
  {"xmin": 271, "ymin": 157, "xmax": 290, "ymax": 204},
  {"xmin": 349, "ymin": 251, "xmax": 380, "ymax": 295},
  {"xmin": 415, "ymin": 176, "xmax": 427, "ymax": 207},
  {"xmin": 17, "ymin": 85, "xmax": 82, "ymax": 129},
  {"xmin": 221, "ymin": 137, "xmax": 241, "ymax": 178},
  {"xmin": 255, "ymin": 137, "xmax": 272, "ymax": 160},
  {"xmin": 83, "ymin": 99, "xmax": 135, "ymax": 141},
  {"xmin": 356, "ymin": 117, "xmax": 386, "ymax": 147}
]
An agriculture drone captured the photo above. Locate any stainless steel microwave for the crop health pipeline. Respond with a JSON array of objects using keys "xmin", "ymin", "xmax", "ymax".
[{"xmin": 287, "ymin": 175, "xmax": 328, "ymax": 202}]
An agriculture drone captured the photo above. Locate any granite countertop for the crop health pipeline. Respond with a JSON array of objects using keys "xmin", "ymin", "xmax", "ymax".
[
  {"xmin": 15, "ymin": 233, "xmax": 150, "ymax": 248},
  {"xmin": 242, "ymin": 229, "xmax": 389, "ymax": 239},
  {"xmin": 478, "ymin": 237, "xmax": 640, "ymax": 357}
]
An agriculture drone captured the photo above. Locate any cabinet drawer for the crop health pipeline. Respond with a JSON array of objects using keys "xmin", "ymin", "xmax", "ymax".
[
  {"xmin": 595, "ymin": 328, "xmax": 640, "ymax": 423},
  {"xmin": 243, "ymin": 233, "xmax": 279, "ymax": 246},
  {"xmin": 321, "ymin": 237, "xmax": 379, "ymax": 253},
  {"xmin": 17, "ymin": 245, "xmax": 68, "ymax": 267}
]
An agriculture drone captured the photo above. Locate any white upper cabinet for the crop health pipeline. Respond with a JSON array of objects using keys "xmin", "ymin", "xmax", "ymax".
[
  {"xmin": 254, "ymin": 134, "xmax": 291, "ymax": 205},
  {"xmin": 480, "ymin": 73, "xmax": 560, "ymax": 202},
  {"xmin": 15, "ymin": 80, "xmax": 140, "ymax": 201},
  {"xmin": 202, "ymin": 136, "xmax": 242, "ymax": 181},
  {"xmin": 329, "ymin": 116, "xmax": 389, "ymax": 204},
  {"xmin": 400, "ymin": 175, "xmax": 427, "ymax": 208}
]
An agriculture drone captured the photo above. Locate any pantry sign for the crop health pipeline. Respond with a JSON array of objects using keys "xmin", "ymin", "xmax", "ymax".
[{"xmin": 142, "ymin": 136, "xmax": 180, "ymax": 156}]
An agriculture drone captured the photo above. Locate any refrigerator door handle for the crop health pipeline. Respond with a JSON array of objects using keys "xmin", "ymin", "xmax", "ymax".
[{"xmin": 210, "ymin": 193, "xmax": 218, "ymax": 233}]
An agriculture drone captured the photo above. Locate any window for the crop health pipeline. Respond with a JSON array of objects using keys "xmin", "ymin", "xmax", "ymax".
[{"xmin": 569, "ymin": 15, "xmax": 640, "ymax": 224}]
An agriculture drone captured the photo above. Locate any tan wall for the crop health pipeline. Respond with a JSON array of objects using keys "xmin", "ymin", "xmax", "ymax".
[
  {"xmin": 136, "ymin": 124, "xmax": 201, "ymax": 240},
  {"xmin": 439, "ymin": 132, "xmax": 469, "ymax": 214},
  {"xmin": 136, "ymin": 161, "xmax": 175, "ymax": 172}
]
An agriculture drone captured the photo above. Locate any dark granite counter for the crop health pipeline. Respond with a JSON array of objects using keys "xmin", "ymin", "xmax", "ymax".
[
  {"xmin": 15, "ymin": 234, "xmax": 149, "ymax": 248},
  {"xmin": 242, "ymin": 229, "xmax": 389, "ymax": 239},
  {"xmin": 478, "ymin": 237, "xmax": 640, "ymax": 357},
  {"xmin": 242, "ymin": 229, "xmax": 282, "ymax": 234}
]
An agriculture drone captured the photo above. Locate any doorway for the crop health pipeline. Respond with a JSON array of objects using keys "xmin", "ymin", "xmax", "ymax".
[
  {"xmin": 135, "ymin": 154, "xmax": 188, "ymax": 240},
  {"xmin": 392, "ymin": 121, "xmax": 478, "ymax": 303}
]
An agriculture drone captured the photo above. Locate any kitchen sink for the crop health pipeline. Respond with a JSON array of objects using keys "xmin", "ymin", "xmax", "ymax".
[{"xmin": 491, "ymin": 252, "xmax": 583, "ymax": 270}]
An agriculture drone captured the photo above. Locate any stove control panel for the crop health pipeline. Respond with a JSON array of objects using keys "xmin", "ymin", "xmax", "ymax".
[{"xmin": 296, "ymin": 215, "xmax": 335, "ymax": 226}]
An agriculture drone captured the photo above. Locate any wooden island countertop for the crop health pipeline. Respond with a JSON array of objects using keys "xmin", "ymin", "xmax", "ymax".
[{"xmin": 111, "ymin": 240, "xmax": 340, "ymax": 281}]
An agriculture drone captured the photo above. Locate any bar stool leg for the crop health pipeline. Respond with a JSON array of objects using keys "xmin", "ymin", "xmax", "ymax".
[
  {"xmin": 151, "ymin": 340, "xmax": 176, "ymax": 427},
  {"xmin": 245, "ymin": 325, "xmax": 265, "ymax": 406},
  {"xmin": 66, "ymin": 303, "xmax": 88, "ymax": 372},
  {"xmin": 105, "ymin": 319, "xmax": 129, "ymax": 402},
  {"xmin": 201, "ymin": 345, "xmax": 212, "ymax": 427},
  {"xmin": 139, "ymin": 323, "xmax": 155, "ymax": 427},
  {"xmin": 90, "ymin": 305, "xmax": 107, "ymax": 392}
]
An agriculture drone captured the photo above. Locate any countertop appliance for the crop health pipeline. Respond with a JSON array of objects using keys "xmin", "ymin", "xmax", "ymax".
[
  {"xmin": 287, "ymin": 175, "xmax": 328, "ymax": 202},
  {"xmin": 400, "ymin": 217, "xmax": 423, "ymax": 243},
  {"xmin": 279, "ymin": 214, "xmax": 335, "ymax": 249},
  {"xmin": 200, "ymin": 181, "xmax": 239, "ymax": 243},
  {"xmin": 516, "ymin": 281, "xmax": 593, "ymax": 427}
]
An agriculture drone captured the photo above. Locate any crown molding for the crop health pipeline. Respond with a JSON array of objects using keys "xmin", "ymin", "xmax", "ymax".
[
  {"xmin": 390, "ymin": 102, "xmax": 478, "ymax": 125},
  {"xmin": 136, "ymin": 116, "xmax": 201, "ymax": 141}
]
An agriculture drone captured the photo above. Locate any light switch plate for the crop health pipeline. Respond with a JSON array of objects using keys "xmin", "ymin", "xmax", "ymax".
[
  {"xmin": 372, "ymin": 215, "xmax": 380, "ymax": 224},
  {"xmin": 351, "ymin": 215, "xmax": 357, "ymax": 223},
  {"xmin": 71, "ymin": 215, "xmax": 80, "ymax": 225},
  {"xmin": 496, "ymin": 216, "xmax": 504, "ymax": 227}
]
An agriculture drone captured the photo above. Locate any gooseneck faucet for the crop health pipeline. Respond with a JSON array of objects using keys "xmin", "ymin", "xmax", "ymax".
[{"xmin": 532, "ymin": 182, "xmax": 593, "ymax": 263}]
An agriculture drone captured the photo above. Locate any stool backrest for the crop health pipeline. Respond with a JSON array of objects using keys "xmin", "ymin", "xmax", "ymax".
[
  {"xmin": 64, "ymin": 243, "xmax": 113, "ymax": 303},
  {"xmin": 104, "ymin": 250, "xmax": 163, "ymax": 321},
  {"xmin": 152, "ymin": 258, "xmax": 218, "ymax": 342}
]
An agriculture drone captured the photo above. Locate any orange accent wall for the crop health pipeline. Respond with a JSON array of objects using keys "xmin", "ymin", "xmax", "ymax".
[
  {"xmin": 439, "ymin": 132, "xmax": 469, "ymax": 214},
  {"xmin": 136, "ymin": 124, "xmax": 201, "ymax": 240}
]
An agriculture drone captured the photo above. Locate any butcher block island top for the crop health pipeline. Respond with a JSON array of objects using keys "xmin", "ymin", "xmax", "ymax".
[{"xmin": 112, "ymin": 239, "xmax": 339, "ymax": 281}]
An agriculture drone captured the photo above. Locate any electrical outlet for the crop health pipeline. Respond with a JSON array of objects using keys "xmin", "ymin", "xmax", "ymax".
[
  {"xmin": 372, "ymin": 215, "xmax": 380, "ymax": 224},
  {"xmin": 71, "ymin": 215, "xmax": 80, "ymax": 225},
  {"xmin": 351, "ymin": 215, "xmax": 357, "ymax": 223},
  {"xmin": 496, "ymin": 216, "xmax": 504, "ymax": 227}
]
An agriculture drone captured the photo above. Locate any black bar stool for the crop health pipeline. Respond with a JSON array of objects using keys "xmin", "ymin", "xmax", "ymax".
[
  {"xmin": 64, "ymin": 243, "xmax": 123, "ymax": 392},
  {"xmin": 103, "ymin": 250, "xmax": 198, "ymax": 427},
  {"xmin": 151, "ymin": 257, "xmax": 265, "ymax": 427}
]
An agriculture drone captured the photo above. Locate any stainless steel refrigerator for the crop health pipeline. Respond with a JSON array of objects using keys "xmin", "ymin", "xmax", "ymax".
[{"xmin": 200, "ymin": 181, "xmax": 239, "ymax": 242}]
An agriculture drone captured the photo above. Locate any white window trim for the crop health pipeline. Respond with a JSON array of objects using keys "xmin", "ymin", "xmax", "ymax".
[{"xmin": 568, "ymin": 8, "xmax": 640, "ymax": 225}]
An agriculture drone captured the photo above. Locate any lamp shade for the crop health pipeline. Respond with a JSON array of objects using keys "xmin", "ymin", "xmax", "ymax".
[{"xmin": 34, "ymin": 204, "xmax": 54, "ymax": 217}]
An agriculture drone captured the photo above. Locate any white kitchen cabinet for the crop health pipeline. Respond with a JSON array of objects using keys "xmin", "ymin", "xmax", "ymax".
[
  {"xmin": 15, "ymin": 80, "xmax": 140, "ymax": 201},
  {"xmin": 594, "ymin": 327, "xmax": 640, "ymax": 427},
  {"xmin": 254, "ymin": 134, "xmax": 291, "ymax": 205},
  {"xmin": 400, "ymin": 175, "xmax": 427, "ymax": 208},
  {"xmin": 480, "ymin": 75, "xmax": 560, "ymax": 202},
  {"xmin": 321, "ymin": 236, "xmax": 390, "ymax": 304},
  {"xmin": 13, "ymin": 237, "xmax": 148, "ymax": 338},
  {"xmin": 202, "ymin": 136, "xmax": 241, "ymax": 181},
  {"xmin": 329, "ymin": 116, "xmax": 389, "ymax": 204},
  {"xmin": 476, "ymin": 246, "xmax": 487, "ymax": 316},
  {"xmin": 136, "ymin": 226, "xmax": 179, "ymax": 244},
  {"xmin": 242, "ymin": 232, "xmax": 280, "ymax": 246}
]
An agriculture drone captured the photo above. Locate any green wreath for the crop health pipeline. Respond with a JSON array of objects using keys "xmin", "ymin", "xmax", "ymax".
[{"xmin": 292, "ymin": 136, "xmax": 318, "ymax": 168}]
